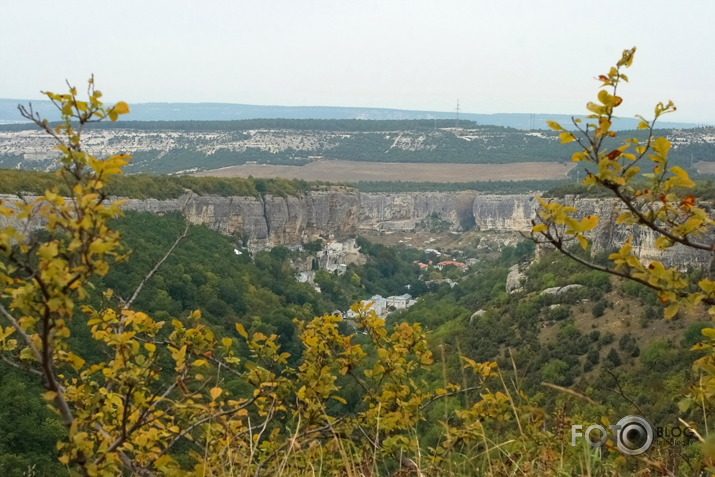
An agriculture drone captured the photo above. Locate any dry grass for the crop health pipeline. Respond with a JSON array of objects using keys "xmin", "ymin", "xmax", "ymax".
[{"xmin": 194, "ymin": 159, "xmax": 575, "ymax": 182}]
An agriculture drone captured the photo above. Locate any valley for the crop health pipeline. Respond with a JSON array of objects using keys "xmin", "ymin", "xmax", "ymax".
[{"xmin": 0, "ymin": 117, "xmax": 713, "ymax": 475}]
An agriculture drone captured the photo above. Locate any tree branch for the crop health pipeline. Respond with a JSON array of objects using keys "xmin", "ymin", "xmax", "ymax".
[
  {"xmin": 603, "ymin": 180, "xmax": 713, "ymax": 252},
  {"xmin": 124, "ymin": 221, "xmax": 189, "ymax": 309},
  {"xmin": 0, "ymin": 355, "xmax": 43, "ymax": 376},
  {"xmin": 532, "ymin": 229, "xmax": 715, "ymax": 306},
  {"xmin": 0, "ymin": 303, "xmax": 75, "ymax": 426}
]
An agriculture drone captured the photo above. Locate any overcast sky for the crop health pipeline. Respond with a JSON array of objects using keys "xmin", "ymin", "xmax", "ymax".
[{"xmin": 2, "ymin": 1, "xmax": 713, "ymax": 122}]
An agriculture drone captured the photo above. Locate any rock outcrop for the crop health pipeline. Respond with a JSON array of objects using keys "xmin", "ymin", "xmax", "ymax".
[
  {"xmin": 358, "ymin": 191, "xmax": 477, "ymax": 233},
  {"xmin": 2, "ymin": 189, "xmax": 711, "ymax": 268},
  {"xmin": 123, "ymin": 188, "xmax": 362, "ymax": 247}
]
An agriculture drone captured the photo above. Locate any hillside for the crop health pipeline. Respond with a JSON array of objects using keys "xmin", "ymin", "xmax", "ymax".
[
  {"xmin": 1, "ymin": 119, "xmax": 714, "ymax": 176},
  {"xmin": 1, "ymin": 209, "xmax": 708, "ymax": 475}
]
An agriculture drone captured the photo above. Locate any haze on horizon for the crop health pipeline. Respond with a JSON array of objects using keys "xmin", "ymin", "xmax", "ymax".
[{"xmin": 2, "ymin": 1, "xmax": 714, "ymax": 123}]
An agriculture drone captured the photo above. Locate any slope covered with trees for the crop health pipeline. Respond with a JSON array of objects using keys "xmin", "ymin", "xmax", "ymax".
[{"xmin": 2, "ymin": 51, "xmax": 715, "ymax": 476}]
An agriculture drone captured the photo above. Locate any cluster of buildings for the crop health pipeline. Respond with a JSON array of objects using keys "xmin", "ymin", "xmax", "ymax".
[{"xmin": 346, "ymin": 293, "xmax": 417, "ymax": 318}]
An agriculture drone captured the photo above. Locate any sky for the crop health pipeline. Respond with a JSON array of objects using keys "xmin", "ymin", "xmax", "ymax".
[{"xmin": 2, "ymin": 1, "xmax": 714, "ymax": 123}]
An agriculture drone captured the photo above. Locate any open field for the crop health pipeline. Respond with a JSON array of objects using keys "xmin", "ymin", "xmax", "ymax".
[
  {"xmin": 696, "ymin": 161, "xmax": 715, "ymax": 175},
  {"xmin": 194, "ymin": 159, "xmax": 575, "ymax": 182}
]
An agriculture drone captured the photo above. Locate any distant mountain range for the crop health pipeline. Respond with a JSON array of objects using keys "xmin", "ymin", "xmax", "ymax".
[{"xmin": 0, "ymin": 98, "xmax": 701, "ymax": 130}]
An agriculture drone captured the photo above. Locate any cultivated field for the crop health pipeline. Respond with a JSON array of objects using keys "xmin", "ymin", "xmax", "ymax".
[
  {"xmin": 194, "ymin": 159, "xmax": 575, "ymax": 182},
  {"xmin": 696, "ymin": 161, "xmax": 715, "ymax": 175}
]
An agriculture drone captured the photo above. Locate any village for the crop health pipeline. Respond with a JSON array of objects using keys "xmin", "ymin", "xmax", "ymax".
[{"xmin": 292, "ymin": 238, "xmax": 476, "ymax": 319}]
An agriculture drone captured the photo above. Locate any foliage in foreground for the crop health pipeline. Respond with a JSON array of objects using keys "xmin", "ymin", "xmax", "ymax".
[
  {"xmin": 533, "ymin": 47, "xmax": 715, "ymax": 466},
  {"xmin": 0, "ymin": 78, "xmax": 562, "ymax": 477},
  {"xmin": 1, "ymin": 54, "xmax": 714, "ymax": 476}
]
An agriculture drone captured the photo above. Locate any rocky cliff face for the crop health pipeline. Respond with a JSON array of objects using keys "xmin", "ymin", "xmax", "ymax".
[
  {"xmin": 112, "ymin": 192, "xmax": 715, "ymax": 268},
  {"xmin": 472, "ymin": 194, "xmax": 536, "ymax": 231},
  {"xmin": 2, "ymin": 189, "xmax": 710, "ymax": 268},
  {"xmin": 559, "ymin": 196, "xmax": 712, "ymax": 269},
  {"xmin": 358, "ymin": 191, "xmax": 477, "ymax": 232},
  {"xmin": 123, "ymin": 188, "xmax": 361, "ymax": 247}
]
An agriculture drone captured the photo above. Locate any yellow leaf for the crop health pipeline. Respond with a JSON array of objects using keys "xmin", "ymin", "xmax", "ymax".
[
  {"xmin": 572, "ymin": 152, "xmax": 588, "ymax": 162},
  {"xmin": 546, "ymin": 120, "xmax": 564, "ymax": 131},
  {"xmin": 113, "ymin": 101, "xmax": 130, "ymax": 115},
  {"xmin": 664, "ymin": 303, "xmax": 679, "ymax": 319},
  {"xmin": 670, "ymin": 166, "xmax": 695, "ymax": 188},
  {"xmin": 651, "ymin": 137, "xmax": 672, "ymax": 158},
  {"xmin": 559, "ymin": 132, "xmax": 576, "ymax": 144},
  {"xmin": 236, "ymin": 323, "xmax": 248, "ymax": 338},
  {"xmin": 43, "ymin": 391, "xmax": 58, "ymax": 401},
  {"xmin": 532, "ymin": 224, "xmax": 548, "ymax": 233},
  {"xmin": 210, "ymin": 386, "xmax": 222, "ymax": 401},
  {"xmin": 655, "ymin": 236, "xmax": 673, "ymax": 250},
  {"xmin": 586, "ymin": 102, "xmax": 606, "ymax": 115},
  {"xmin": 19, "ymin": 347, "xmax": 35, "ymax": 361},
  {"xmin": 67, "ymin": 352, "xmax": 86, "ymax": 371},
  {"xmin": 699, "ymin": 279, "xmax": 715, "ymax": 295},
  {"xmin": 578, "ymin": 235, "xmax": 589, "ymax": 250},
  {"xmin": 580, "ymin": 215, "xmax": 599, "ymax": 232}
]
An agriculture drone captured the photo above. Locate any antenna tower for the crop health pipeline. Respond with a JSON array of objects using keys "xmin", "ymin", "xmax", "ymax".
[{"xmin": 455, "ymin": 100, "xmax": 461, "ymax": 128}]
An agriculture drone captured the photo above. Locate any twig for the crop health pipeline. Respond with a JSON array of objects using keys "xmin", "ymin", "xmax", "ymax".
[
  {"xmin": 419, "ymin": 385, "xmax": 482, "ymax": 411},
  {"xmin": 677, "ymin": 417, "xmax": 704, "ymax": 443},
  {"xmin": 540, "ymin": 382, "xmax": 599, "ymax": 406},
  {"xmin": 604, "ymin": 368, "xmax": 645, "ymax": 417},
  {"xmin": 0, "ymin": 304, "xmax": 41, "ymax": 361},
  {"xmin": 124, "ymin": 221, "xmax": 190, "ymax": 309},
  {"xmin": 0, "ymin": 355, "xmax": 42, "ymax": 376}
]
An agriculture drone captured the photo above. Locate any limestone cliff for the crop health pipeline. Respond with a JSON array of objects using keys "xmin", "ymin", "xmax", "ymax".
[
  {"xmin": 123, "ymin": 187, "xmax": 361, "ymax": 247},
  {"xmin": 1, "ymin": 189, "xmax": 710, "ymax": 268},
  {"xmin": 358, "ymin": 191, "xmax": 477, "ymax": 232}
]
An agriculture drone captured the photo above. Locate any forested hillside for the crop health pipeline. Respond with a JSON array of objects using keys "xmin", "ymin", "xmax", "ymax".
[{"xmin": 2, "ymin": 209, "xmax": 708, "ymax": 475}]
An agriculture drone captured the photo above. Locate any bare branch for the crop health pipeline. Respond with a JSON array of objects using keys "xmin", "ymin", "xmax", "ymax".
[
  {"xmin": 604, "ymin": 368, "xmax": 646, "ymax": 417},
  {"xmin": 124, "ymin": 221, "xmax": 189, "ymax": 309},
  {"xmin": 0, "ymin": 355, "xmax": 43, "ymax": 376},
  {"xmin": 419, "ymin": 385, "xmax": 482, "ymax": 411}
]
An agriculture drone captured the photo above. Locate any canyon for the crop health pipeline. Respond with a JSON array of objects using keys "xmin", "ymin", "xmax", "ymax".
[
  {"xmin": 0, "ymin": 187, "xmax": 708, "ymax": 268},
  {"xmin": 117, "ymin": 188, "xmax": 710, "ymax": 268}
]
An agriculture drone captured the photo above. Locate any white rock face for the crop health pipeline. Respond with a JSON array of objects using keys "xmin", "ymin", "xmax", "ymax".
[
  {"xmin": 358, "ymin": 191, "xmax": 477, "ymax": 232},
  {"xmin": 473, "ymin": 194, "xmax": 537, "ymax": 232},
  {"xmin": 506, "ymin": 264, "xmax": 524, "ymax": 294},
  {"xmin": 1, "ymin": 190, "xmax": 710, "ymax": 269}
]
